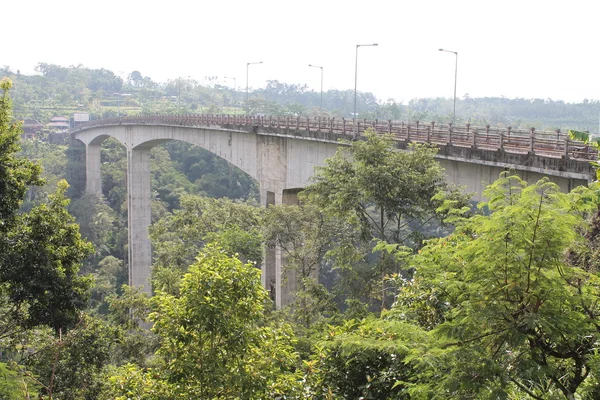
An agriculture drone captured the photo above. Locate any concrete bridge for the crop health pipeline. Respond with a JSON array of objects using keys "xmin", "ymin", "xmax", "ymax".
[{"xmin": 71, "ymin": 114, "xmax": 596, "ymax": 307}]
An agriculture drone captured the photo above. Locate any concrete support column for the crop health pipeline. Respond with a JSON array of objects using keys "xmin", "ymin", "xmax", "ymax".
[
  {"xmin": 261, "ymin": 189, "xmax": 277, "ymax": 304},
  {"xmin": 262, "ymin": 189, "xmax": 302, "ymax": 309},
  {"xmin": 257, "ymin": 135, "xmax": 290, "ymax": 308},
  {"xmin": 278, "ymin": 189, "xmax": 301, "ymax": 308},
  {"xmin": 127, "ymin": 148, "xmax": 152, "ymax": 294},
  {"xmin": 85, "ymin": 143, "xmax": 102, "ymax": 195}
]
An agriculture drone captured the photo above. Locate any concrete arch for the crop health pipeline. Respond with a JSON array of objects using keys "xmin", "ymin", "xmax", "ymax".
[
  {"xmin": 125, "ymin": 125, "xmax": 259, "ymax": 181},
  {"xmin": 72, "ymin": 123, "xmax": 269, "ymax": 298},
  {"xmin": 89, "ymin": 134, "xmax": 119, "ymax": 147}
]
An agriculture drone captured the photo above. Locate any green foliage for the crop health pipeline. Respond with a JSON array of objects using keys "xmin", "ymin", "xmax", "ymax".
[
  {"xmin": 69, "ymin": 193, "xmax": 117, "ymax": 262},
  {"xmin": 164, "ymin": 141, "xmax": 258, "ymax": 201},
  {"xmin": 114, "ymin": 246, "xmax": 303, "ymax": 399},
  {"xmin": 17, "ymin": 141, "xmax": 68, "ymax": 209},
  {"xmin": 0, "ymin": 361, "xmax": 39, "ymax": 399},
  {"xmin": 304, "ymin": 131, "xmax": 468, "ymax": 308},
  {"xmin": 100, "ymin": 364, "xmax": 173, "ymax": 400},
  {"xmin": 107, "ymin": 285, "xmax": 151, "ymax": 331},
  {"xmin": 568, "ymin": 129, "xmax": 600, "ymax": 148},
  {"xmin": 0, "ymin": 79, "xmax": 93, "ymax": 334},
  {"xmin": 87, "ymin": 255, "xmax": 128, "ymax": 314},
  {"xmin": 100, "ymin": 138, "xmax": 127, "ymax": 213},
  {"xmin": 307, "ymin": 317, "xmax": 425, "ymax": 399},
  {"xmin": 26, "ymin": 315, "xmax": 120, "ymax": 400},
  {"xmin": 0, "ymin": 78, "xmax": 42, "ymax": 220},
  {"xmin": 150, "ymin": 195, "xmax": 263, "ymax": 294},
  {"xmin": 402, "ymin": 173, "xmax": 600, "ymax": 398},
  {"xmin": 1, "ymin": 180, "xmax": 94, "ymax": 332},
  {"xmin": 263, "ymin": 203, "xmax": 341, "ymax": 327},
  {"xmin": 104, "ymin": 285, "xmax": 157, "ymax": 367}
]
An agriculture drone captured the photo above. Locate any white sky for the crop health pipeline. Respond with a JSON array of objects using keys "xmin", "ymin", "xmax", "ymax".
[{"xmin": 5, "ymin": 0, "xmax": 600, "ymax": 104}]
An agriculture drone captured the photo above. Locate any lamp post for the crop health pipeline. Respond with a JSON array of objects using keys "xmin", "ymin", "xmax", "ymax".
[
  {"xmin": 438, "ymin": 48, "xmax": 458, "ymax": 125},
  {"xmin": 178, "ymin": 76, "xmax": 190, "ymax": 113},
  {"xmin": 113, "ymin": 93, "xmax": 131, "ymax": 117},
  {"xmin": 224, "ymin": 76, "xmax": 237, "ymax": 112},
  {"xmin": 354, "ymin": 43, "xmax": 378, "ymax": 139},
  {"xmin": 246, "ymin": 61, "xmax": 263, "ymax": 114},
  {"xmin": 308, "ymin": 64, "xmax": 323, "ymax": 111}
]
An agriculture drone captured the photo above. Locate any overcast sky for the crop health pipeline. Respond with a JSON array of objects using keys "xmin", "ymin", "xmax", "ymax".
[{"xmin": 5, "ymin": 0, "xmax": 599, "ymax": 104}]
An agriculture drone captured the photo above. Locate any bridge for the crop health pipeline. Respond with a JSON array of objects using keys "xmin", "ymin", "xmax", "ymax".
[{"xmin": 71, "ymin": 114, "xmax": 597, "ymax": 307}]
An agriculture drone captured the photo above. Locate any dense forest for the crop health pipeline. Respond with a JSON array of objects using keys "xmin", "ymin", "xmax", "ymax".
[
  {"xmin": 2, "ymin": 63, "xmax": 600, "ymax": 132},
  {"xmin": 2, "ymin": 63, "xmax": 600, "ymax": 399}
]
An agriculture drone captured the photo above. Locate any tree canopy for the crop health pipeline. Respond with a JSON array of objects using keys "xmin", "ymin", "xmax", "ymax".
[{"xmin": 0, "ymin": 78, "xmax": 92, "ymax": 333}]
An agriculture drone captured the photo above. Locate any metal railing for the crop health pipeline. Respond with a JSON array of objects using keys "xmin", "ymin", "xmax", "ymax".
[{"xmin": 71, "ymin": 114, "xmax": 598, "ymax": 161}]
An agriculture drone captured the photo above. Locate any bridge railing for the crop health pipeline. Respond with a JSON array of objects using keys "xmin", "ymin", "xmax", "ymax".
[{"xmin": 71, "ymin": 114, "xmax": 597, "ymax": 161}]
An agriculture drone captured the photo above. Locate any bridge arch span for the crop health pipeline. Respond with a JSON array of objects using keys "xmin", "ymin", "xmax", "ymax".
[
  {"xmin": 72, "ymin": 123, "xmax": 303, "ymax": 303},
  {"xmin": 75, "ymin": 124, "xmax": 260, "ymax": 182}
]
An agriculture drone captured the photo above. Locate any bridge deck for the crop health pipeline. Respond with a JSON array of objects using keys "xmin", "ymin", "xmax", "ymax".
[{"xmin": 71, "ymin": 114, "xmax": 598, "ymax": 161}]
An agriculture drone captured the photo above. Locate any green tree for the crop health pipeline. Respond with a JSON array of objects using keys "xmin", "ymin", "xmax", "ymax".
[
  {"xmin": 107, "ymin": 246, "xmax": 302, "ymax": 399},
  {"xmin": 263, "ymin": 203, "xmax": 341, "ymax": 328},
  {"xmin": 303, "ymin": 131, "xmax": 468, "ymax": 309},
  {"xmin": 25, "ymin": 315, "xmax": 120, "ymax": 400},
  {"xmin": 403, "ymin": 173, "xmax": 600, "ymax": 399},
  {"xmin": 0, "ymin": 78, "xmax": 93, "ymax": 334},
  {"xmin": 149, "ymin": 195, "xmax": 262, "ymax": 294},
  {"xmin": 69, "ymin": 193, "xmax": 117, "ymax": 263},
  {"xmin": 307, "ymin": 317, "xmax": 424, "ymax": 399}
]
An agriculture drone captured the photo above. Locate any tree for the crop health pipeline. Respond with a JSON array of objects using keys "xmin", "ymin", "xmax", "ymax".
[
  {"xmin": 69, "ymin": 193, "xmax": 117, "ymax": 263},
  {"xmin": 149, "ymin": 195, "xmax": 262, "ymax": 294},
  {"xmin": 263, "ymin": 203, "xmax": 341, "ymax": 328},
  {"xmin": 106, "ymin": 246, "xmax": 302, "ymax": 399},
  {"xmin": 0, "ymin": 78, "xmax": 42, "ymax": 220},
  {"xmin": 25, "ymin": 315, "xmax": 120, "ymax": 400},
  {"xmin": 303, "ymin": 130, "xmax": 468, "ymax": 309},
  {"xmin": 0, "ymin": 78, "xmax": 93, "ymax": 334},
  {"xmin": 403, "ymin": 173, "xmax": 600, "ymax": 399},
  {"xmin": 127, "ymin": 71, "xmax": 143, "ymax": 87},
  {"xmin": 306, "ymin": 317, "xmax": 424, "ymax": 399}
]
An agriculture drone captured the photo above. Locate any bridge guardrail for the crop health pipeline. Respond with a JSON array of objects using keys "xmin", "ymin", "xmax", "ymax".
[{"xmin": 71, "ymin": 114, "xmax": 597, "ymax": 161}]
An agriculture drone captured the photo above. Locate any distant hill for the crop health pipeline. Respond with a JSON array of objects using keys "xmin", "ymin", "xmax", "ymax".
[{"xmin": 2, "ymin": 64, "xmax": 598, "ymax": 132}]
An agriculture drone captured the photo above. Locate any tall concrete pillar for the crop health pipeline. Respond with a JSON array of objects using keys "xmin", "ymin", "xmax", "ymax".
[
  {"xmin": 261, "ymin": 189, "xmax": 277, "ymax": 304},
  {"xmin": 261, "ymin": 188, "xmax": 300, "ymax": 309},
  {"xmin": 279, "ymin": 189, "xmax": 300, "ymax": 308},
  {"xmin": 85, "ymin": 143, "xmax": 102, "ymax": 195},
  {"xmin": 127, "ymin": 148, "xmax": 152, "ymax": 293}
]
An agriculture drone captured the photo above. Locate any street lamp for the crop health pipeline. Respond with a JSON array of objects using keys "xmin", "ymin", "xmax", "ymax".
[
  {"xmin": 246, "ymin": 62, "xmax": 263, "ymax": 114},
  {"xmin": 224, "ymin": 76, "xmax": 237, "ymax": 112},
  {"xmin": 308, "ymin": 64, "xmax": 323, "ymax": 111},
  {"xmin": 113, "ymin": 93, "xmax": 131, "ymax": 117},
  {"xmin": 354, "ymin": 43, "xmax": 378, "ymax": 139},
  {"xmin": 178, "ymin": 76, "xmax": 191, "ymax": 113},
  {"xmin": 438, "ymin": 48, "xmax": 458, "ymax": 125}
]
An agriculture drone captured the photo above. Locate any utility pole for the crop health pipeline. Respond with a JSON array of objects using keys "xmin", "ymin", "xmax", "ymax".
[
  {"xmin": 438, "ymin": 48, "xmax": 458, "ymax": 125},
  {"xmin": 224, "ymin": 76, "xmax": 237, "ymax": 112},
  {"xmin": 246, "ymin": 62, "xmax": 263, "ymax": 115},
  {"xmin": 308, "ymin": 64, "xmax": 324, "ymax": 111},
  {"xmin": 353, "ymin": 43, "xmax": 378, "ymax": 139}
]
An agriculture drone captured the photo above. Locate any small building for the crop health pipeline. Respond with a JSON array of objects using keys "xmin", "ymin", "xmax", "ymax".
[
  {"xmin": 21, "ymin": 119, "xmax": 43, "ymax": 139},
  {"xmin": 46, "ymin": 116, "xmax": 70, "ymax": 131}
]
